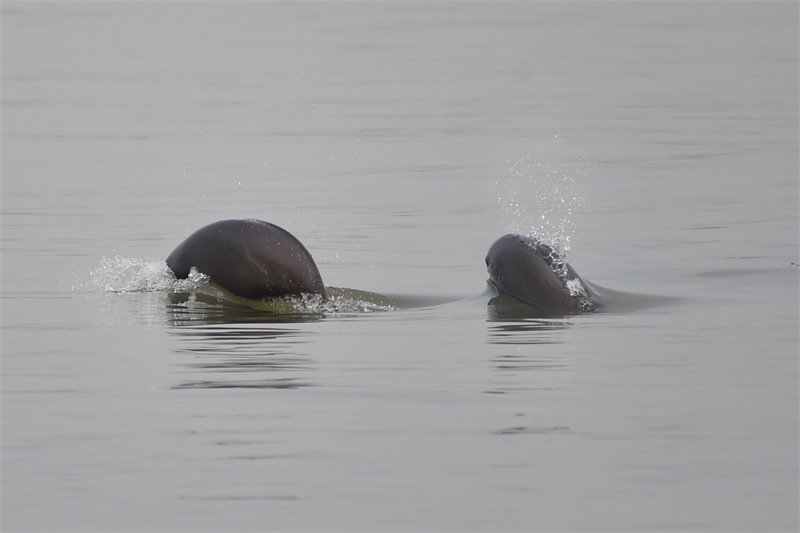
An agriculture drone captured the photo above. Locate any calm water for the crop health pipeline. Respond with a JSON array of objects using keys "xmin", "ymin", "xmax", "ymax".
[{"xmin": 2, "ymin": 3, "xmax": 798, "ymax": 531}]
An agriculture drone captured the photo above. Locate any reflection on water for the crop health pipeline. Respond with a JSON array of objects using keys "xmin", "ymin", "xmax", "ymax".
[
  {"xmin": 173, "ymin": 378, "xmax": 305, "ymax": 390},
  {"xmin": 486, "ymin": 316, "xmax": 572, "ymax": 395},
  {"xmin": 167, "ymin": 298, "xmax": 315, "ymax": 389},
  {"xmin": 491, "ymin": 425, "xmax": 571, "ymax": 436},
  {"xmin": 487, "ymin": 318, "xmax": 570, "ymax": 345},
  {"xmin": 162, "ymin": 280, "xmax": 668, "ymax": 395}
]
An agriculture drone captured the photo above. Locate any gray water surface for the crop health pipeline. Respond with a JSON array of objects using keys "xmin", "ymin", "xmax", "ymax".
[{"xmin": 2, "ymin": 3, "xmax": 798, "ymax": 531}]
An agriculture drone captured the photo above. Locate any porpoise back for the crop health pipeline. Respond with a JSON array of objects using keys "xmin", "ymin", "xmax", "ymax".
[{"xmin": 166, "ymin": 219, "xmax": 326, "ymax": 300}]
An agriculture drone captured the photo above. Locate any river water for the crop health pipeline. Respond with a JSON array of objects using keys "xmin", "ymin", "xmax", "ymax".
[{"xmin": 2, "ymin": 3, "xmax": 798, "ymax": 531}]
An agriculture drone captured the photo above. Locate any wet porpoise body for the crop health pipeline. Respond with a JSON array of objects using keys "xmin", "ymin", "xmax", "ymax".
[
  {"xmin": 166, "ymin": 219, "xmax": 326, "ymax": 300},
  {"xmin": 485, "ymin": 233, "xmax": 598, "ymax": 314},
  {"xmin": 166, "ymin": 219, "xmax": 599, "ymax": 315}
]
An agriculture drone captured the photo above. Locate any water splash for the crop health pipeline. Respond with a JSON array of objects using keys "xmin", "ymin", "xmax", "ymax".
[
  {"xmin": 287, "ymin": 288, "xmax": 396, "ymax": 314},
  {"xmin": 496, "ymin": 134, "xmax": 585, "ymax": 258},
  {"xmin": 81, "ymin": 257, "xmax": 394, "ymax": 315},
  {"xmin": 81, "ymin": 256, "xmax": 192, "ymax": 293}
]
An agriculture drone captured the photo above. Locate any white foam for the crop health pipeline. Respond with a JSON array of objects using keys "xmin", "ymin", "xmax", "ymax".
[
  {"xmin": 285, "ymin": 289, "xmax": 397, "ymax": 315},
  {"xmin": 84, "ymin": 256, "xmax": 208, "ymax": 293},
  {"xmin": 81, "ymin": 258, "xmax": 394, "ymax": 315}
]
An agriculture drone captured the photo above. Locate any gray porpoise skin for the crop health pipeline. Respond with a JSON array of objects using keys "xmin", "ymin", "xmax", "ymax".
[
  {"xmin": 166, "ymin": 219, "xmax": 327, "ymax": 300},
  {"xmin": 485, "ymin": 234, "xmax": 597, "ymax": 314}
]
